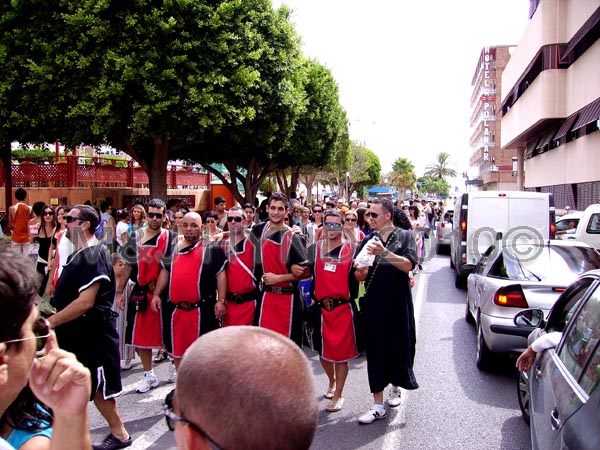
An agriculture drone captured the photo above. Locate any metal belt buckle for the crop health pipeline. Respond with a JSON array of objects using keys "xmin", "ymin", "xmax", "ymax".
[
  {"xmin": 179, "ymin": 302, "xmax": 192, "ymax": 311},
  {"xmin": 272, "ymin": 286, "xmax": 282, "ymax": 294},
  {"xmin": 322, "ymin": 298, "xmax": 334, "ymax": 312}
]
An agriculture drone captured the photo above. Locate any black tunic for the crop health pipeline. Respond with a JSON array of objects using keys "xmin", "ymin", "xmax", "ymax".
[
  {"xmin": 53, "ymin": 244, "xmax": 122, "ymax": 400},
  {"xmin": 359, "ymin": 229, "xmax": 419, "ymax": 392}
]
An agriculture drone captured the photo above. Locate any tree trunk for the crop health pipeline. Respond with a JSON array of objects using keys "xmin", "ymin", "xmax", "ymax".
[
  {"xmin": 2, "ymin": 142, "xmax": 12, "ymax": 213},
  {"xmin": 147, "ymin": 136, "xmax": 169, "ymax": 201}
]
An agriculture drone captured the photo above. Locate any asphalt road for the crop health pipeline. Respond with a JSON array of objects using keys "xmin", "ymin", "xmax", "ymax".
[{"xmin": 89, "ymin": 247, "xmax": 532, "ymax": 450}]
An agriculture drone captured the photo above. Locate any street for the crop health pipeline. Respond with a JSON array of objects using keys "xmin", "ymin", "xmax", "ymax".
[{"xmin": 89, "ymin": 249, "xmax": 531, "ymax": 450}]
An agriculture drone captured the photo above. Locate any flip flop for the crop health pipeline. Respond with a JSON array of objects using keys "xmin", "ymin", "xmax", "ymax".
[
  {"xmin": 324, "ymin": 386, "xmax": 336, "ymax": 399},
  {"xmin": 326, "ymin": 398, "xmax": 344, "ymax": 412}
]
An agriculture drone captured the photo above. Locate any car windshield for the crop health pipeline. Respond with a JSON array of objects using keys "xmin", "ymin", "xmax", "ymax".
[{"xmin": 494, "ymin": 245, "xmax": 600, "ymax": 282}]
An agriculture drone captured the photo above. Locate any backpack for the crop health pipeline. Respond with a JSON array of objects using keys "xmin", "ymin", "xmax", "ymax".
[{"xmin": 95, "ymin": 216, "xmax": 106, "ymax": 240}]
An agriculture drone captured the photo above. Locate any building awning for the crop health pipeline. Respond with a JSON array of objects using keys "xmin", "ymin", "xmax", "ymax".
[
  {"xmin": 554, "ymin": 112, "xmax": 578, "ymax": 141},
  {"xmin": 560, "ymin": 8, "xmax": 600, "ymax": 63},
  {"xmin": 572, "ymin": 97, "xmax": 600, "ymax": 131},
  {"xmin": 525, "ymin": 136, "xmax": 540, "ymax": 159},
  {"xmin": 535, "ymin": 127, "xmax": 558, "ymax": 153}
]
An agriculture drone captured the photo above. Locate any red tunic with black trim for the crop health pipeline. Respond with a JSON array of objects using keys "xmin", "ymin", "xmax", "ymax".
[
  {"xmin": 223, "ymin": 237, "xmax": 257, "ymax": 327},
  {"xmin": 164, "ymin": 241, "xmax": 226, "ymax": 358},
  {"xmin": 251, "ymin": 222, "xmax": 307, "ymax": 345},
  {"xmin": 310, "ymin": 240, "xmax": 359, "ymax": 362},
  {"xmin": 122, "ymin": 229, "xmax": 173, "ymax": 348}
]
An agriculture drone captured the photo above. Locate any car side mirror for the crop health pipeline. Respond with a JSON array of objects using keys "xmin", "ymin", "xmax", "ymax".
[{"xmin": 513, "ymin": 309, "xmax": 545, "ymax": 328}]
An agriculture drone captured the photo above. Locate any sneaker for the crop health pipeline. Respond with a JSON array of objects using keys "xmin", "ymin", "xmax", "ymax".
[
  {"xmin": 120, "ymin": 359, "xmax": 132, "ymax": 371},
  {"xmin": 136, "ymin": 372, "xmax": 159, "ymax": 393},
  {"xmin": 92, "ymin": 433, "xmax": 132, "ymax": 450},
  {"xmin": 388, "ymin": 386, "xmax": 402, "ymax": 408},
  {"xmin": 167, "ymin": 360, "xmax": 176, "ymax": 383},
  {"xmin": 358, "ymin": 406, "xmax": 387, "ymax": 424}
]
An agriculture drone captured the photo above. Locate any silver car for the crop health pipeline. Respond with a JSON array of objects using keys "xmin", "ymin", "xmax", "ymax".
[
  {"xmin": 465, "ymin": 240, "xmax": 600, "ymax": 370},
  {"xmin": 435, "ymin": 208, "xmax": 453, "ymax": 254},
  {"xmin": 514, "ymin": 270, "xmax": 600, "ymax": 449}
]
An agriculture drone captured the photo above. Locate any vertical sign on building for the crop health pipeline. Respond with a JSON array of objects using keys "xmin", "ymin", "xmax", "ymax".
[{"xmin": 480, "ymin": 47, "xmax": 495, "ymax": 162}]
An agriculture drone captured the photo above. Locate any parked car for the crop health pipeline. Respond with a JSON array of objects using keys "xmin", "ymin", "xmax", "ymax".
[
  {"xmin": 555, "ymin": 211, "xmax": 583, "ymax": 240},
  {"xmin": 465, "ymin": 240, "xmax": 600, "ymax": 369},
  {"xmin": 514, "ymin": 269, "xmax": 600, "ymax": 449},
  {"xmin": 570, "ymin": 203, "xmax": 600, "ymax": 250},
  {"xmin": 435, "ymin": 208, "xmax": 454, "ymax": 254}
]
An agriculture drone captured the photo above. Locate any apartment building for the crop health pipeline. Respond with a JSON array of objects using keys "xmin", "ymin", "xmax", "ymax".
[
  {"xmin": 501, "ymin": 0, "xmax": 600, "ymax": 210},
  {"xmin": 469, "ymin": 46, "xmax": 518, "ymax": 190}
]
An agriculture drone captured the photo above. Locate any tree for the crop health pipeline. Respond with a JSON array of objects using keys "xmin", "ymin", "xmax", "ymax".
[
  {"xmin": 0, "ymin": 0, "xmax": 307, "ymax": 200},
  {"xmin": 389, "ymin": 157, "xmax": 417, "ymax": 197},
  {"xmin": 347, "ymin": 143, "xmax": 381, "ymax": 197},
  {"xmin": 188, "ymin": 57, "xmax": 349, "ymax": 204},
  {"xmin": 424, "ymin": 151, "xmax": 457, "ymax": 179},
  {"xmin": 418, "ymin": 176, "xmax": 450, "ymax": 197}
]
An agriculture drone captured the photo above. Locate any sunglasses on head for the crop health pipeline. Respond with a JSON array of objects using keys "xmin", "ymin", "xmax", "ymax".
[
  {"xmin": 164, "ymin": 390, "xmax": 223, "ymax": 449},
  {"xmin": 1, "ymin": 317, "xmax": 52, "ymax": 353},
  {"xmin": 148, "ymin": 212, "xmax": 164, "ymax": 219},
  {"xmin": 227, "ymin": 216, "xmax": 243, "ymax": 223}
]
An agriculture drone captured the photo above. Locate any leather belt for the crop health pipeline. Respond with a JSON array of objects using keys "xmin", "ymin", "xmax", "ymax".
[
  {"xmin": 174, "ymin": 301, "xmax": 200, "ymax": 311},
  {"xmin": 317, "ymin": 297, "xmax": 350, "ymax": 312},
  {"xmin": 263, "ymin": 285, "xmax": 296, "ymax": 295},
  {"xmin": 226, "ymin": 290, "xmax": 258, "ymax": 304}
]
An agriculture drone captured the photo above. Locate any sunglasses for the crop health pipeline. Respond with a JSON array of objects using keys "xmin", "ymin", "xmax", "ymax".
[
  {"xmin": 324, "ymin": 222, "xmax": 342, "ymax": 228},
  {"xmin": 367, "ymin": 212, "xmax": 379, "ymax": 219},
  {"xmin": 64, "ymin": 215, "xmax": 84, "ymax": 224},
  {"xmin": 227, "ymin": 216, "xmax": 243, "ymax": 223},
  {"xmin": 43, "ymin": 211, "xmax": 54, "ymax": 216},
  {"xmin": 205, "ymin": 220, "xmax": 216, "ymax": 224},
  {"xmin": 345, "ymin": 217, "xmax": 357, "ymax": 222},
  {"xmin": 164, "ymin": 390, "xmax": 223, "ymax": 450},
  {"xmin": 148, "ymin": 212, "xmax": 164, "ymax": 219},
  {"xmin": 313, "ymin": 209, "xmax": 322, "ymax": 213},
  {"xmin": 1, "ymin": 318, "xmax": 52, "ymax": 353}
]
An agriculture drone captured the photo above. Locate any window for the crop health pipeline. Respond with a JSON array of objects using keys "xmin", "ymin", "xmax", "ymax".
[
  {"xmin": 586, "ymin": 213, "xmax": 600, "ymax": 234},
  {"xmin": 547, "ymin": 277, "xmax": 595, "ymax": 333},
  {"xmin": 558, "ymin": 283, "xmax": 600, "ymax": 385}
]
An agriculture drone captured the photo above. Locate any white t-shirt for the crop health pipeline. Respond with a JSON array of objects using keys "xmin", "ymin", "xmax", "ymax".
[
  {"xmin": 116, "ymin": 221, "xmax": 129, "ymax": 247},
  {"xmin": 0, "ymin": 436, "xmax": 15, "ymax": 450}
]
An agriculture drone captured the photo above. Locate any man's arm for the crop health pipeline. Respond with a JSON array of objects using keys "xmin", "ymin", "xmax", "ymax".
[
  {"xmin": 48, "ymin": 283, "xmax": 99, "ymax": 329},
  {"xmin": 6, "ymin": 205, "xmax": 15, "ymax": 232},
  {"xmin": 151, "ymin": 268, "xmax": 170, "ymax": 313}
]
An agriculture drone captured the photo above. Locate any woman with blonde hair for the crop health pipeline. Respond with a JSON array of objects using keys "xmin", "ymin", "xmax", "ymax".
[
  {"xmin": 343, "ymin": 210, "xmax": 365, "ymax": 243},
  {"xmin": 128, "ymin": 204, "xmax": 147, "ymax": 234}
]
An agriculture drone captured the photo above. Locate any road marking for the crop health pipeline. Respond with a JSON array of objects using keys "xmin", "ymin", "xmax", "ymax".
[
  {"xmin": 130, "ymin": 416, "xmax": 168, "ymax": 450},
  {"xmin": 382, "ymin": 269, "xmax": 428, "ymax": 450}
]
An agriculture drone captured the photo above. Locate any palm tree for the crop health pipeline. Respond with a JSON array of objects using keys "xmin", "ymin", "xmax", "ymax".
[
  {"xmin": 424, "ymin": 152, "xmax": 457, "ymax": 179},
  {"xmin": 389, "ymin": 157, "xmax": 417, "ymax": 197}
]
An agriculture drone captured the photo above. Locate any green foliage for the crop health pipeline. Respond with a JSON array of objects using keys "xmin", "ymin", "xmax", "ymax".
[
  {"xmin": 418, "ymin": 176, "xmax": 450, "ymax": 197},
  {"xmin": 389, "ymin": 157, "xmax": 417, "ymax": 194},
  {"xmin": 424, "ymin": 151, "xmax": 457, "ymax": 179}
]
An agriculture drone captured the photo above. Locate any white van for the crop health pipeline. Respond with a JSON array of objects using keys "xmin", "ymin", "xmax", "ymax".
[
  {"xmin": 450, "ymin": 191, "xmax": 555, "ymax": 288},
  {"xmin": 568, "ymin": 204, "xmax": 600, "ymax": 249}
]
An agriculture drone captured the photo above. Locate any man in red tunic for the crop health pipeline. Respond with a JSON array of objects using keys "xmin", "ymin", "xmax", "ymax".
[
  {"xmin": 152, "ymin": 211, "xmax": 227, "ymax": 371},
  {"xmin": 119, "ymin": 198, "xmax": 176, "ymax": 393},
  {"xmin": 250, "ymin": 192, "xmax": 308, "ymax": 346},
  {"xmin": 222, "ymin": 206, "xmax": 258, "ymax": 327},
  {"xmin": 308, "ymin": 210, "xmax": 360, "ymax": 413}
]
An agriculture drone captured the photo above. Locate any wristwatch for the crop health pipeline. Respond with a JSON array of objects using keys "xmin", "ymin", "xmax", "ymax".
[{"xmin": 381, "ymin": 249, "xmax": 390, "ymax": 258}]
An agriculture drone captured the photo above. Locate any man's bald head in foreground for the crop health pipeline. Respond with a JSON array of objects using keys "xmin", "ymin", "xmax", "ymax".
[{"xmin": 176, "ymin": 326, "xmax": 318, "ymax": 450}]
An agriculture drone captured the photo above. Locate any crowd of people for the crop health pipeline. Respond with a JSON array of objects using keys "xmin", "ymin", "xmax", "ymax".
[{"xmin": 1, "ymin": 188, "xmax": 447, "ymax": 449}]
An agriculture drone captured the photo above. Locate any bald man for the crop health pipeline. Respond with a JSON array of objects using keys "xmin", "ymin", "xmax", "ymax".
[
  {"xmin": 166, "ymin": 326, "xmax": 318, "ymax": 450},
  {"xmin": 152, "ymin": 212, "xmax": 227, "ymax": 372}
]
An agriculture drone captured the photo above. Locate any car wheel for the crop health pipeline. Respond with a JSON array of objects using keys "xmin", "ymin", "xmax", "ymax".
[
  {"xmin": 455, "ymin": 273, "xmax": 467, "ymax": 289},
  {"xmin": 476, "ymin": 317, "xmax": 493, "ymax": 370},
  {"xmin": 465, "ymin": 298, "xmax": 475, "ymax": 324},
  {"xmin": 516, "ymin": 369, "xmax": 531, "ymax": 425}
]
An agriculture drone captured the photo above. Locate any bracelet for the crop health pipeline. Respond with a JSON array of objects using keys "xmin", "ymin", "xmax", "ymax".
[
  {"xmin": 116, "ymin": 289, "xmax": 124, "ymax": 295},
  {"xmin": 217, "ymin": 299, "xmax": 227, "ymax": 305},
  {"xmin": 381, "ymin": 249, "xmax": 390, "ymax": 258}
]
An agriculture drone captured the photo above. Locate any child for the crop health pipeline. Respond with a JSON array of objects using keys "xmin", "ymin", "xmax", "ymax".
[{"xmin": 112, "ymin": 253, "xmax": 136, "ymax": 370}]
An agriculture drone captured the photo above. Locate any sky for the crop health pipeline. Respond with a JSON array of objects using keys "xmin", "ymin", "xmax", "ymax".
[{"xmin": 271, "ymin": 0, "xmax": 531, "ymax": 182}]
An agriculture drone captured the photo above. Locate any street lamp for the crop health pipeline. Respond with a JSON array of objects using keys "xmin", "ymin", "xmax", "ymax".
[{"xmin": 345, "ymin": 171, "xmax": 350, "ymax": 201}]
